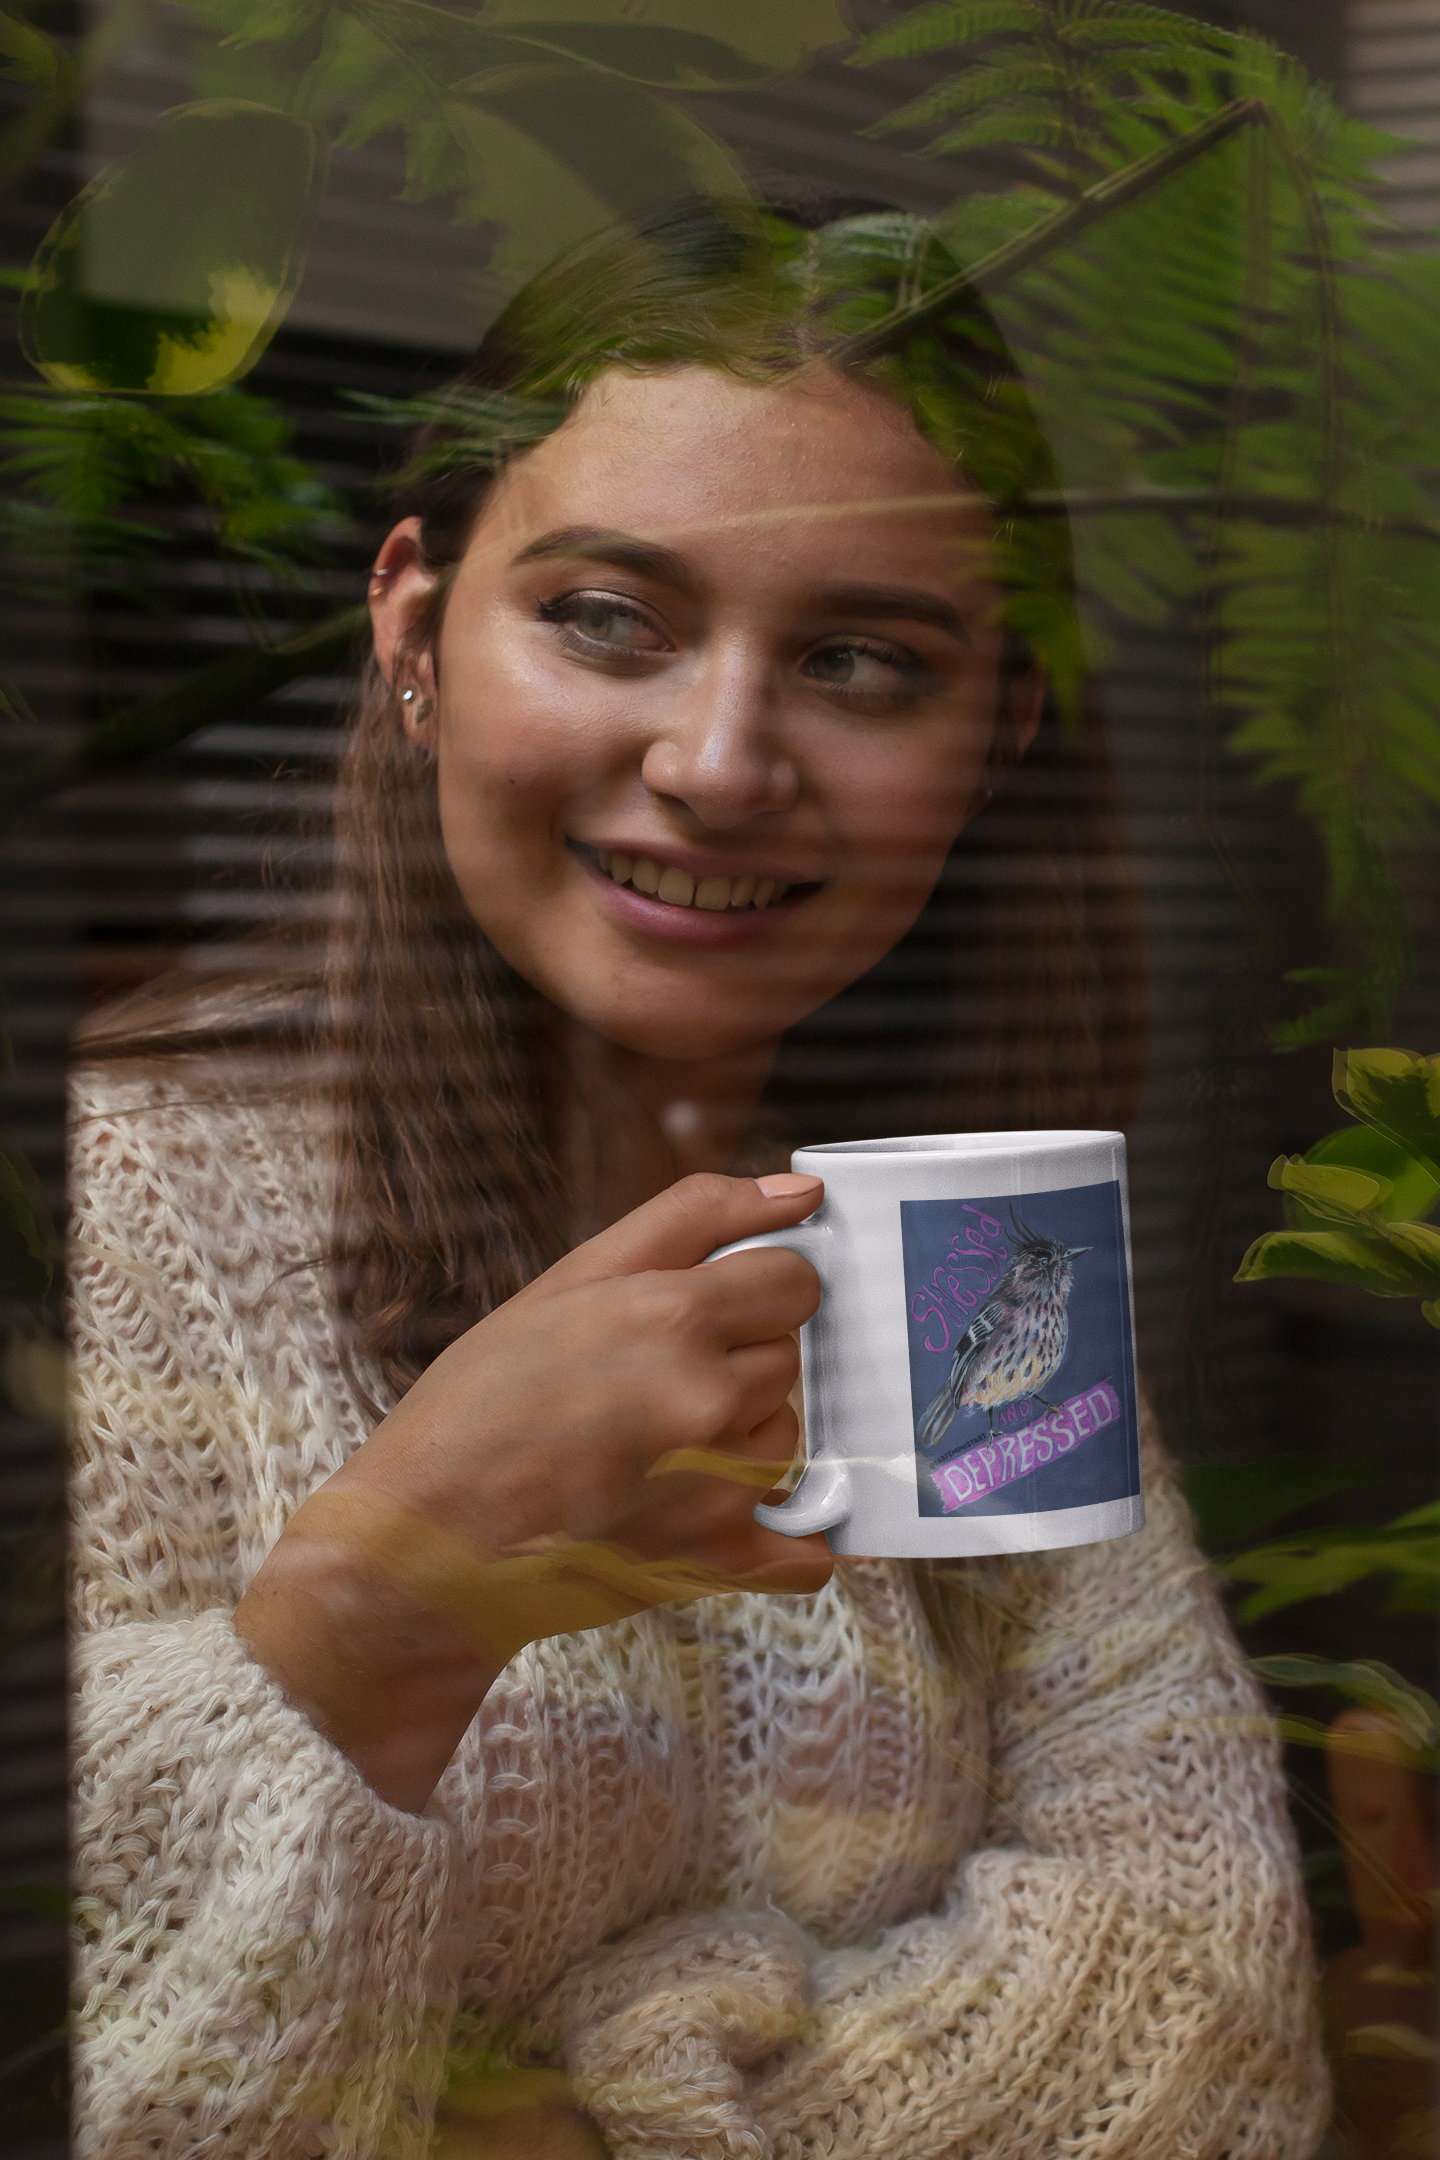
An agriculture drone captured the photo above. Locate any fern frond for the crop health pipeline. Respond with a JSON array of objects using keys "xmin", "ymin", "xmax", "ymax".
[
  {"xmin": 866, "ymin": 55, "xmax": 1063, "ymax": 135},
  {"xmin": 920, "ymin": 107, "xmax": 1078, "ymax": 160},
  {"xmin": 853, "ymin": 0, "xmax": 1042, "ymax": 65}
]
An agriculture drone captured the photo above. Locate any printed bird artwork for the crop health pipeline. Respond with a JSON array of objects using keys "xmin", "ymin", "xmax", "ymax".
[{"xmin": 917, "ymin": 1211, "xmax": 1090, "ymax": 1455}]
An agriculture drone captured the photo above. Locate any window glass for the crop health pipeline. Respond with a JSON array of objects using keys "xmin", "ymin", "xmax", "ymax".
[{"xmin": 2, "ymin": 5, "xmax": 1436, "ymax": 2154}]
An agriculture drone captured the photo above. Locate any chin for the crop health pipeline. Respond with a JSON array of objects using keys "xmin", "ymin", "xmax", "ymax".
[{"xmin": 585, "ymin": 1006, "xmax": 776, "ymax": 1063}]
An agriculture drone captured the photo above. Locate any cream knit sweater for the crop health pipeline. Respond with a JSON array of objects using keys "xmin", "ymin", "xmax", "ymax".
[{"xmin": 69, "ymin": 1065, "xmax": 1329, "ymax": 2160}]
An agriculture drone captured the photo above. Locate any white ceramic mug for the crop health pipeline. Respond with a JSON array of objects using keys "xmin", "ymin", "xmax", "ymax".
[{"xmin": 710, "ymin": 1130, "xmax": 1143, "ymax": 1558}]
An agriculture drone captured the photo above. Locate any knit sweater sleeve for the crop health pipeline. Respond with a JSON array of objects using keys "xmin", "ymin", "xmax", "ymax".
[
  {"xmin": 744, "ymin": 1421, "xmax": 1329, "ymax": 2160},
  {"xmin": 68, "ymin": 1074, "xmax": 466, "ymax": 2160}
]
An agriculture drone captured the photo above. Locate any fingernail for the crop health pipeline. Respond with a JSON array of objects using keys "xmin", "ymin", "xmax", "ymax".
[{"xmin": 755, "ymin": 1173, "xmax": 823, "ymax": 1199}]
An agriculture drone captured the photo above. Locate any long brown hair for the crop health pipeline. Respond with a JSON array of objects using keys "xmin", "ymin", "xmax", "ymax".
[{"xmin": 83, "ymin": 201, "xmax": 1147, "ymax": 1405}]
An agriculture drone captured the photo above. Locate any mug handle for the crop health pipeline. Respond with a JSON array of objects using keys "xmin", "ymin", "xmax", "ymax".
[{"xmin": 702, "ymin": 1220, "xmax": 851, "ymax": 1540}]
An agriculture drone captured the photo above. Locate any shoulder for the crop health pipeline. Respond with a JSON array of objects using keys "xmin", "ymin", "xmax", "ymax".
[
  {"xmin": 71, "ymin": 1058, "xmax": 331, "ymax": 1248},
  {"xmin": 67, "ymin": 1037, "xmax": 337, "ymax": 1367},
  {"xmin": 69, "ymin": 967, "xmax": 332, "ymax": 1257}
]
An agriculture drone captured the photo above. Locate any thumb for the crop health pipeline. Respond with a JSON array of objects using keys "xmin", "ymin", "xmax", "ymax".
[{"xmin": 540, "ymin": 1171, "xmax": 824, "ymax": 1288}]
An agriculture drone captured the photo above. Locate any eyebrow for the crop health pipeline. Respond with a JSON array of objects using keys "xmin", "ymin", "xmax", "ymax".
[
  {"xmin": 801, "ymin": 584, "xmax": 972, "ymax": 645},
  {"xmin": 510, "ymin": 529, "xmax": 972, "ymax": 644},
  {"xmin": 510, "ymin": 526, "xmax": 697, "ymax": 591}
]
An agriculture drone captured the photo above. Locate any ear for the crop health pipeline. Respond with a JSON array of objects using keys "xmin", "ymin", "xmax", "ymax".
[
  {"xmin": 369, "ymin": 517, "xmax": 440, "ymax": 748},
  {"xmin": 1008, "ymin": 662, "xmax": 1046, "ymax": 763},
  {"xmin": 971, "ymin": 661, "xmax": 1046, "ymax": 817}
]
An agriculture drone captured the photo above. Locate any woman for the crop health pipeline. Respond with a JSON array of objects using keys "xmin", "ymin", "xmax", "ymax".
[{"xmin": 69, "ymin": 204, "xmax": 1326, "ymax": 2157}]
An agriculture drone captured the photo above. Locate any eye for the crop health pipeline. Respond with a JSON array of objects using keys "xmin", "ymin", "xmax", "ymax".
[
  {"xmin": 538, "ymin": 590, "xmax": 669, "ymax": 658},
  {"xmin": 801, "ymin": 638, "xmax": 939, "ymax": 708}
]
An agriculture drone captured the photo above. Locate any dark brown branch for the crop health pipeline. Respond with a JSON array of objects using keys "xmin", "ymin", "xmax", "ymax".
[{"xmin": 0, "ymin": 605, "xmax": 368, "ymax": 821}]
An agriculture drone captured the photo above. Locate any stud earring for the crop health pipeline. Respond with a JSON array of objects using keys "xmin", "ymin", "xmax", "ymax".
[{"xmin": 400, "ymin": 686, "xmax": 432, "ymax": 721}]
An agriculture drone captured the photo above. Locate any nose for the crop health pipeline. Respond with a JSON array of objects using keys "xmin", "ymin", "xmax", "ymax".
[{"xmin": 638, "ymin": 646, "xmax": 799, "ymax": 829}]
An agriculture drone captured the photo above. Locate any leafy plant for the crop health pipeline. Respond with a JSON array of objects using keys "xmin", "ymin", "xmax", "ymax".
[
  {"xmin": 21, "ymin": 100, "xmax": 324, "ymax": 396},
  {"xmin": 0, "ymin": 0, "xmax": 852, "ymax": 800},
  {"xmin": 13, "ymin": 0, "xmax": 853, "ymax": 398},
  {"xmin": 1253, "ymin": 1654, "xmax": 1440, "ymax": 1775},
  {"xmin": 856, "ymin": 0, "xmax": 1237, "ymax": 195},
  {"xmin": 1221, "ymin": 1050, "xmax": 1438, "ymax": 1657},
  {"xmin": 0, "ymin": 381, "xmax": 349, "ymax": 603},
  {"xmin": 1224, "ymin": 1503, "xmax": 1439, "ymax": 1626},
  {"xmin": 853, "ymin": 3, "xmax": 1440, "ymax": 1045},
  {"xmin": 1236, "ymin": 1050, "xmax": 1440, "ymax": 1325}
]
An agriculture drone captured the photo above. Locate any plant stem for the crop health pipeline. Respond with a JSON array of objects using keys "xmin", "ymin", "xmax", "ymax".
[
  {"xmin": 0, "ymin": 605, "xmax": 368, "ymax": 820},
  {"xmin": 839, "ymin": 98, "xmax": 1270, "ymax": 361}
]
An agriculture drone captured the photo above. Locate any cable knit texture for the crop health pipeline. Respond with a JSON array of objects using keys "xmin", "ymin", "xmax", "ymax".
[{"xmin": 69, "ymin": 1065, "xmax": 1329, "ymax": 2158}]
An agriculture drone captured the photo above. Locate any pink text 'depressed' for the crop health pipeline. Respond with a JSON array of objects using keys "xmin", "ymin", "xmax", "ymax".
[{"xmin": 929, "ymin": 1380, "xmax": 1121, "ymax": 1513}]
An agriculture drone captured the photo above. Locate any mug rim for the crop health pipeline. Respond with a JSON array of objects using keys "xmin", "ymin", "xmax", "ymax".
[{"xmin": 796, "ymin": 1128, "xmax": 1124, "ymax": 1160}]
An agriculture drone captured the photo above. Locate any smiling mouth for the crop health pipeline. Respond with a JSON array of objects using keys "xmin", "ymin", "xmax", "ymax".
[{"xmin": 573, "ymin": 841, "xmax": 822, "ymax": 915}]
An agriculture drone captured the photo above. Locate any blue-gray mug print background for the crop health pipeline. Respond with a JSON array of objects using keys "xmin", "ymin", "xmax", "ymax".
[{"xmin": 901, "ymin": 1181, "xmax": 1140, "ymax": 1518}]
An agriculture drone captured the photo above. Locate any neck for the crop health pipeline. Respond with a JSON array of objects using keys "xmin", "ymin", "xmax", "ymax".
[{"xmin": 542, "ymin": 1014, "xmax": 782, "ymax": 1234}]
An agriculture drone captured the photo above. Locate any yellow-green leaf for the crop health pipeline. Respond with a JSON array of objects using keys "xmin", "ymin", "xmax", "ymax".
[
  {"xmin": 1333, "ymin": 1048, "xmax": 1440, "ymax": 1185},
  {"xmin": 1249, "ymin": 1653, "xmax": 1440, "ymax": 1751},
  {"xmin": 1344, "ymin": 2026, "xmax": 1440, "ymax": 2063},
  {"xmin": 20, "ymin": 102, "xmax": 323, "ymax": 396},
  {"xmin": 1234, "ymin": 1222, "xmax": 1440, "ymax": 1300},
  {"xmin": 1267, "ymin": 1152, "xmax": 1390, "ymax": 1221},
  {"xmin": 1226, "ymin": 1519, "xmax": 1440, "ymax": 1622},
  {"xmin": 1298, "ymin": 1122, "xmax": 1440, "ymax": 1225},
  {"xmin": 0, "ymin": 8, "xmax": 64, "ymax": 91}
]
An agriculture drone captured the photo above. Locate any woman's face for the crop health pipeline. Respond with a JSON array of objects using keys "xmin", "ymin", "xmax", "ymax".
[{"xmin": 373, "ymin": 363, "xmax": 1036, "ymax": 1064}]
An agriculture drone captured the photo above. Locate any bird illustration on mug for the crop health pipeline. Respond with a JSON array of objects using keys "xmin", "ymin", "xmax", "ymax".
[{"xmin": 917, "ymin": 1211, "xmax": 1091, "ymax": 1454}]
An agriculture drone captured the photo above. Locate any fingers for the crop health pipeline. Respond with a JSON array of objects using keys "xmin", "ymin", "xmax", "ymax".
[
  {"xmin": 647, "ymin": 1395, "xmax": 799, "ymax": 1491},
  {"xmin": 698, "ymin": 1244, "xmax": 820, "ymax": 1345},
  {"xmin": 724, "ymin": 1335, "xmax": 801, "ymax": 1435},
  {"xmin": 540, "ymin": 1171, "xmax": 823, "ymax": 1289},
  {"xmin": 736, "ymin": 1531, "xmax": 833, "ymax": 1597},
  {"xmin": 625, "ymin": 1397, "xmax": 831, "ymax": 1599}
]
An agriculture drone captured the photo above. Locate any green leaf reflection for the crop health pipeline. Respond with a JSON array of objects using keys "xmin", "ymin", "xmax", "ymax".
[{"xmin": 21, "ymin": 102, "xmax": 324, "ymax": 395}]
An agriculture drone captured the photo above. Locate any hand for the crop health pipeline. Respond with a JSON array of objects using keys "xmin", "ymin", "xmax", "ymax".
[{"xmin": 235, "ymin": 1172, "xmax": 830, "ymax": 1809}]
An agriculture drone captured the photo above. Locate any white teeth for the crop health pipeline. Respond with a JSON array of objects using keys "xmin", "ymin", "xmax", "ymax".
[{"xmin": 593, "ymin": 847, "xmax": 797, "ymax": 912}]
